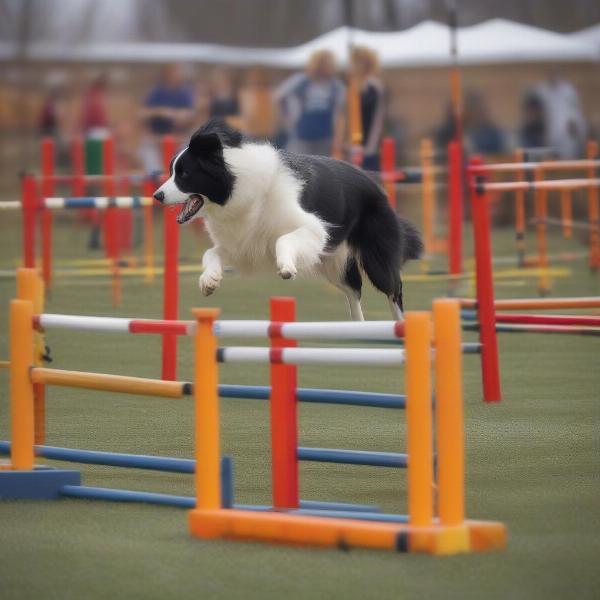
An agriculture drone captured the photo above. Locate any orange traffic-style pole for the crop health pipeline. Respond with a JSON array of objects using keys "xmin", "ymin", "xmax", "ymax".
[
  {"xmin": 192, "ymin": 308, "xmax": 221, "ymax": 510},
  {"xmin": 560, "ymin": 189, "xmax": 573, "ymax": 239},
  {"xmin": 405, "ymin": 310, "xmax": 433, "ymax": 527},
  {"xmin": 9, "ymin": 298, "xmax": 35, "ymax": 470},
  {"xmin": 514, "ymin": 149, "xmax": 527, "ymax": 266},
  {"xmin": 448, "ymin": 140, "xmax": 463, "ymax": 278},
  {"xmin": 534, "ymin": 167, "xmax": 550, "ymax": 294},
  {"xmin": 420, "ymin": 138, "xmax": 435, "ymax": 257},
  {"xmin": 21, "ymin": 175, "xmax": 37, "ymax": 269},
  {"xmin": 142, "ymin": 178, "xmax": 156, "ymax": 283},
  {"xmin": 17, "ymin": 268, "xmax": 46, "ymax": 445},
  {"xmin": 433, "ymin": 299, "xmax": 464, "ymax": 526},
  {"xmin": 347, "ymin": 75, "xmax": 363, "ymax": 166},
  {"xmin": 40, "ymin": 137, "xmax": 54, "ymax": 292},
  {"xmin": 269, "ymin": 297, "xmax": 299, "ymax": 510},
  {"xmin": 586, "ymin": 140, "xmax": 600, "ymax": 270}
]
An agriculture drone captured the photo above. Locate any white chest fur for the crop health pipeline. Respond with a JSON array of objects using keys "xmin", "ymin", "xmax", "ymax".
[{"xmin": 202, "ymin": 143, "xmax": 328, "ymax": 274}]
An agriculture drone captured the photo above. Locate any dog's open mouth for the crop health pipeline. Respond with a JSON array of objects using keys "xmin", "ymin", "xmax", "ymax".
[{"xmin": 177, "ymin": 194, "xmax": 204, "ymax": 224}]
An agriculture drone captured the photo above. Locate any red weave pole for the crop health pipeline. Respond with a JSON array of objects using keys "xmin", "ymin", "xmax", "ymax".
[
  {"xmin": 22, "ymin": 175, "xmax": 37, "ymax": 268},
  {"xmin": 102, "ymin": 137, "xmax": 121, "ymax": 307},
  {"xmin": 381, "ymin": 137, "xmax": 397, "ymax": 208},
  {"xmin": 161, "ymin": 135, "xmax": 179, "ymax": 380},
  {"xmin": 129, "ymin": 320, "xmax": 191, "ymax": 335},
  {"xmin": 448, "ymin": 140, "xmax": 463, "ymax": 276},
  {"xmin": 40, "ymin": 138, "xmax": 54, "ymax": 291},
  {"xmin": 269, "ymin": 297, "xmax": 299, "ymax": 509},
  {"xmin": 71, "ymin": 137, "xmax": 86, "ymax": 196},
  {"xmin": 469, "ymin": 162, "xmax": 501, "ymax": 402}
]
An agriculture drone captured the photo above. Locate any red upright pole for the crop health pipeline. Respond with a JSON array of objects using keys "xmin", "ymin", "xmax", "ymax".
[
  {"xmin": 22, "ymin": 175, "xmax": 37, "ymax": 269},
  {"xmin": 381, "ymin": 137, "xmax": 396, "ymax": 209},
  {"xmin": 102, "ymin": 137, "xmax": 121, "ymax": 306},
  {"xmin": 448, "ymin": 140, "xmax": 463, "ymax": 277},
  {"xmin": 269, "ymin": 297, "xmax": 299, "ymax": 509},
  {"xmin": 40, "ymin": 138, "xmax": 54, "ymax": 292},
  {"xmin": 161, "ymin": 135, "xmax": 179, "ymax": 380},
  {"xmin": 469, "ymin": 162, "xmax": 501, "ymax": 403}
]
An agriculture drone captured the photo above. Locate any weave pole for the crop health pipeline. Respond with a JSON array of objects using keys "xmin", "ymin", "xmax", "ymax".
[
  {"xmin": 162, "ymin": 135, "xmax": 179, "ymax": 380},
  {"xmin": 420, "ymin": 138, "xmax": 435, "ymax": 257},
  {"xmin": 16, "ymin": 268, "xmax": 46, "ymax": 444},
  {"xmin": 587, "ymin": 140, "xmax": 600, "ymax": 270},
  {"xmin": 193, "ymin": 308, "xmax": 221, "ymax": 511},
  {"xmin": 448, "ymin": 140, "xmax": 463, "ymax": 279},
  {"xmin": 41, "ymin": 138, "xmax": 54, "ymax": 292},
  {"xmin": 269, "ymin": 297, "xmax": 299, "ymax": 510},
  {"xmin": 405, "ymin": 311, "xmax": 433, "ymax": 527},
  {"xmin": 22, "ymin": 175, "xmax": 37, "ymax": 269},
  {"xmin": 534, "ymin": 167, "xmax": 550, "ymax": 295},
  {"xmin": 102, "ymin": 137, "xmax": 121, "ymax": 307},
  {"xmin": 142, "ymin": 178, "xmax": 156, "ymax": 282},
  {"xmin": 469, "ymin": 169, "xmax": 501, "ymax": 402},
  {"xmin": 9, "ymin": 299, "xmax": 35, "ymax": 470},
  {"xmin": 434, "ymin": 299, "xmax": 464, "ymax": 527},
  {"xmin": 514, "ymin": 149, "xmax": 527, "ymax": 266},
  {"xmin": 381, "ymin": 137, "xmax": 397, "ymax": 208}
]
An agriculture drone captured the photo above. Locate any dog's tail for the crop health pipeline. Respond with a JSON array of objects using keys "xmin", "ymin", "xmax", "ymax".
[
  {"xmin": 351, "ymin": 204, "xmax": 423, "ymax": 298},
  {"xmin": 396, "ymin": 215, "xmax": 424, "ymax": 264}
]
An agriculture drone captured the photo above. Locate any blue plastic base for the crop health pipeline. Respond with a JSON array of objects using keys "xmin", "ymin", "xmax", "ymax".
[{"xmin": 0, "ymin": 467, "xmax": 81, "ymax": 499}]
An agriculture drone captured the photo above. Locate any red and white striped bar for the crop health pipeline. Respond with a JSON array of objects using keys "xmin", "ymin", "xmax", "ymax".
[
  {"xmin": 217, "ymin": 346, "xmax": 406, "ymax": 367},
  {"xmin": 0, "ymin": 201, "xmax": 20, "ymax": 211},
  {"xmin": 475, "ymin": 178, "xmax": 600, "ymax": 193},
  {"xmin": 214, "ymin": 320, "xmax": 405, "ymax": 340},
  {"xmin": 494, "ymin": 313, "xmax": 600, "ymax": 327},
  {"xmin": 35, "ymin": 314, "xmax": 194, "ymax": 336},
  {"xmin": 43, "ymin": 197, "xmax": 154, "ymax": 209},
  {"xmin": 469, "ymin": 159, "xmax": 600, "ymax": 173}
]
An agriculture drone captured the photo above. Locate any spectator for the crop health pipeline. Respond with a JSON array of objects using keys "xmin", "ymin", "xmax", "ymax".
[
  {"xmin": 519, "ymin": 92, "xmax": 546, "ymax": 150},
  {"xmin": 208, "ymin": 68, "xmax": 240, "ymax": 122},
  {"xmin": 38, "ymin": 86, "xmax": 64, "ymax": 139},
  {"xmin": 350, "ymin": 46, "xmax": 385, "ymax": 171},
  {"xmin": 535, "ymin": 72, "xmax": 587, "ymax": 159},
  {"xmin": 140, "ymin": 64, "xmax": 194, "ymax": 172},
  {"xmin": 275, "ymin": 50, "xmax": 345, "ymax": 157},
  {"xmin": 463, "ymin": 91, "xmax": 505, "ymax": 155},
  {"xmin": 80, "ymin": 74, "xmax": 109, "ymax": 139},
  {"xmin": 238, "ymin": 67, "xmax": 276, "ymax": 141}
]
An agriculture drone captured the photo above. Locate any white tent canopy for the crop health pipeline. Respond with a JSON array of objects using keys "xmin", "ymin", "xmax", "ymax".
[{"xmin": 2, "ymin": 18, "xmax": 598, "ymax": 66}]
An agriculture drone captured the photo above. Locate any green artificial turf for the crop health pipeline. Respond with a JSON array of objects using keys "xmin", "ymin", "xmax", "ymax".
[{"xmin": 0, "ymin": 209, "xmax": 599, "ymax": 600}]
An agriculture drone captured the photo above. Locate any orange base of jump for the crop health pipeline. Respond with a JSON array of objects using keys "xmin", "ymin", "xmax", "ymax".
[{"xmin": 189, "ymin": 509, "xmax": 506, "ymax": 555}]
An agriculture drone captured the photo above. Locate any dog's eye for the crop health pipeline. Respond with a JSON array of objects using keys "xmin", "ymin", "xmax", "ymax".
[{"xmin": 180, "ymin": 170, "xmax": 188, "ymax": 178}]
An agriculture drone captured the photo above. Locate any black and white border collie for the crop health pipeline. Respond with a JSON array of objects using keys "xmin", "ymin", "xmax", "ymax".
[{"xmin": 153, "ymin": 119, "xmax": 423, "ymax": 320}]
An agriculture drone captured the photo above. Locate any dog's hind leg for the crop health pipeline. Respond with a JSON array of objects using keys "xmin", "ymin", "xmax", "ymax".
[
  {"xmin": 319, "ymin": 246, "xmax": 364, "ymax": 321},
  {"xmin": 388, "ymin": 275, "xmax": 404, "ymax": 321}
]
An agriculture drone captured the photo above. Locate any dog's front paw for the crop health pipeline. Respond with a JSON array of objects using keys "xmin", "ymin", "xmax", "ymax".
[
  {"xmin": 199, "ymin": 271, "xmax": 222, "ymax": 296},
  {"xmin": 277, "ymin": 263, "xmax": 297, "ymax": 280}
]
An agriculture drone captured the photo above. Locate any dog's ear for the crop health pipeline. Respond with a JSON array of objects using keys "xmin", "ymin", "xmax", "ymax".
[{"xmin": 189, "ymin": 131, "xmax": 222, "ymax": 157}]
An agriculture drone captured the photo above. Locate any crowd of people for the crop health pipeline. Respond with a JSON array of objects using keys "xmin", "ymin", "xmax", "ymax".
[{"xmin": 37, "ymin": 48, "xmax": 591, "ymax": 175}]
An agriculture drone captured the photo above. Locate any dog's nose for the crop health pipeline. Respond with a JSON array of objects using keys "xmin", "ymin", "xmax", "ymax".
[{"xmin": 153, "ymin": 191, "xmax": 165, "ymax": 203}]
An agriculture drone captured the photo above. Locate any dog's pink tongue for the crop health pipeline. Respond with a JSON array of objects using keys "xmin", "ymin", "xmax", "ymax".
[{"xmin": 177, "ymin": 196, "xmax": 203, "ymax": 224}]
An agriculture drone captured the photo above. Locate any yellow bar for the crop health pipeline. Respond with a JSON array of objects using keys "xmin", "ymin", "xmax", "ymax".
[
  {"xmin": 0, "ymin": 360, "xmax": 10, "ymax": 369},
  {"xmin": 30, "ymin": 367, "xmax": 186, "ymax": 399},
  {"xmin": 10, "ymin": 299, "xmax": 35, "ymax": 470},
  {"xmin": 405, "ymin": 311, "xmax": 433, "ymax": 527},
  {"xmin": 434, "ymin": 299, "xmax": 465, "ymax": 526},
  {"xmin": 193, "ymin": 308, "xmax": 221, "ymax": 510}
]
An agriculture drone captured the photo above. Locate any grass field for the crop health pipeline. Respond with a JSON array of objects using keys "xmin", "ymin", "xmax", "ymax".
[{"xmin": 0, "ymin": 209, "xmax": 599, "ymax": 600}]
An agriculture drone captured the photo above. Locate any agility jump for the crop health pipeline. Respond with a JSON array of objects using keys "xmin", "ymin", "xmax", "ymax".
[{"xmin": 1, "ymin": 268, "xmax": 505, "ymax": 555}]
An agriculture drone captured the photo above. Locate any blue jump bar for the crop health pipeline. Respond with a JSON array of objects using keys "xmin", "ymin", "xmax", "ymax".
[
  {"xmin": 298, "ymin": 447, "xmax": 408, "ymax": 468},
  {"xmin": 59, "ymin": 486, "xmax": 390, "ymax": 519},
  {"xmin": 56, "ymin": 197, "xmax": 148, "ymax": 209},
  {"xmin": 0, "ymin": 441, "xmax": 195, "ymax": 473},
  {"xmin": 218, "ymin": 384, "xmax": 406, "ymax": 409}
]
